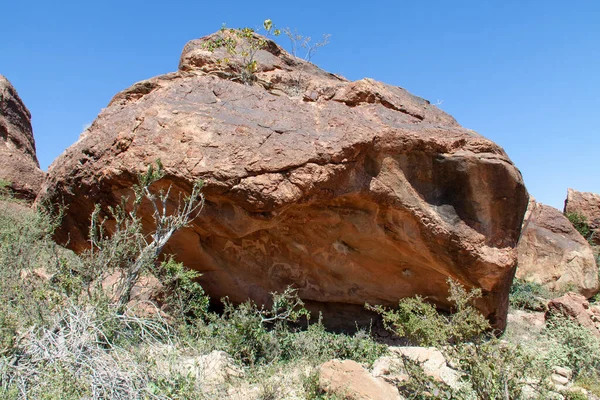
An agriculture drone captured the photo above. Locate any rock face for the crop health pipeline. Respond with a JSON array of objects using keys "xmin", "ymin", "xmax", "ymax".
[
  {"xmin": 0, "ymin": 75, "xmax": 44, "ymax": 200},
  {"xmin": 516, "ymin": 200, "xmax": 599, "ymax": 298},
  {"xmin": 38, "ymin": 31, "xmax": 528, "ymax": 330},
  {"xmin": 564, "ymin": 188, "xmax": 600, "ymax": 245}
]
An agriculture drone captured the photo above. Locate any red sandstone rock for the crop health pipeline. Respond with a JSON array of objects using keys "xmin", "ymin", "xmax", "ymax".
[
  {"xmin": 319, "ymin": 359, "xmax": 402, "ymax": 400},
  {"xmin": 564, "ymin": 188, "xmax": 600, "ymax": 245},
  {"xmin": 546, "ymin": 292, "xmax": 600, "ymax": 336},
  {"xmin": 0, "ymin": 75, "xmax": 44, "ymax": 200},
  {"xmin": 517, "ymin": 199, "xmax": 599, "ymax": 297},
  {"xmin": 38, "ymin": 31, "xmax": 528, "ymax": 330}
]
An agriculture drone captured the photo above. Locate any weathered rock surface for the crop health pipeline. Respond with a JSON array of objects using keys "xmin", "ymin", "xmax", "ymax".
[
  {"xmin": 516, "ymin": 199, "xmax": 599, "ymax": 298},
  {"xmin": 565, "ymin": 188, "xmax": 600, "ymax": 245},
  {"xmin": 505, "ymin": 309, "xmax": 546, "ymax": 342},
  {"xmin": 319, "ymin": 359, "xmax": 402, "ymax": 400},
  {"xmin": 38, "ymin": 31, "xmax": 528, "ymax": 330},
  {"xmin": 546, "ymin": 292, "xmax": 600, "ymax": 336},
  {"xmin": 0, "ymin": 75, "xmax": 44, "ymax": 200},
  {"xmin": 383, "ymin": 346, "xmax": 461, "ymax": 390}
]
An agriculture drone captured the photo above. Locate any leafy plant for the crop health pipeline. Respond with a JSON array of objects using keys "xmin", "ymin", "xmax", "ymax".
[
  {"xmin": 453, "ymin": 339, "xmax": 550, "ymax": 399},
  {"xmin": 395, "ymin": 354, "xmax": 457, "ymax": 399},
  {"xmin": 0, "ymin": 179, "xmax": 11, "ymax": 198},
  {"xmin": 370, "ymin": 280, "xmax": 557, "ymax": 399},
  {"xmin": 86, "ymin": 160, "xmax": 205, "ymax": 313},
  {"xmin": 199, "ymin": 288, "xmax": 305, "ymax": 366},
  {"xmin": 543, "ymin": 316, "xmax": 600, "ymax": 380},
  {"xmin": 188, "ymin": 287, "xmax": 385, "ymax": 369},
  {"xmin": 367, "ymin": 278, "xmax": 490, "ymax": 347},
  {"xmin": 152, "ymin": 257, "xmax": 209, "ymax": 325},
  {"xmin": 509, "ymin": 279, "xmax": 549, "ymax": 311},
  {"xmin": 0, "ymin": 197, "xmax": 65, "ymax": 341},
  {"xmin": 203, "ymin": 20, "xmax": 281, "ymax": 85},
  {"xmin": 566, "ymin": 212, "xmax": 593, "ymax": 242}
]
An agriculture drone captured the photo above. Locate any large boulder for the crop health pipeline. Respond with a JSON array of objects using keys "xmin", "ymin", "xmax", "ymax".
[
  {"xmin": 0, "ymin": 75, "xmax": 44, "ymax": 200},
  {"xmin": 38, "ymin": 31, "xmax": 528, "ymax": 330},
  {"xmin": 564, "ymin": 188, "xmax": 600, "ymax": 245},
  {"xmin": 516, "ymin": 199, "xmax": 599, "ymax": 298}
]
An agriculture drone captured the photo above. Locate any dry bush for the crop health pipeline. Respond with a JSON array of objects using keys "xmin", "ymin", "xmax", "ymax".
[{"xmin": 1, "ymin": 304, "xmax": 175, "ymax": 399}]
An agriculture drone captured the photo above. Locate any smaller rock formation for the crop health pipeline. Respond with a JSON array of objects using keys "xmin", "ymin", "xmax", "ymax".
[
  {"xmin": 550, "ymin": 366, "xmax": 572, "ymax": 390},
  {"xmin": 516, "ymin": 199, "xmax": 599, "ymax": 298},
  {"xmin": 319, "ymin": 359, "xmax": 402, "ymax": 400},
  {"xmin": 565, "ymin": 188, "xmax": 600, "ymax": 245},
  {"xmin": 150, "ymin": 348, "xmax": 244, "ymax": 396},
  {"xmin": 0, "ymin": 75, "xmax": 44, "ymax": 200},
  {"xmin": 373, "ymin": 346, "xmax": 461, "ymax": 390},
  {"xmin": 506, "ymin": 309, "xmax": 546, "ymax": 342},
  {"xmin": 546, "ymin": 292, "xmax": 600, "ymax": 337}
]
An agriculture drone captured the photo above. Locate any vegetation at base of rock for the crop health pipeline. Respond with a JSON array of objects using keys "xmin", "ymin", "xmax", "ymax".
[
  {"xmin": 509, "ymin": 279, "xmax": 550, "ymax": 311},
  {"xmin": 0, "ymin": 172, "xmax": 599, "ymax": 398},
  {"xmin": 0, "ymin": 179, "xmax": 10, "ymax": 196},
  {"xmin": 367, "ymin": 279, "xmax": 490, "ymax": 347},
  {"xmin": 0, "ymin": 176, "xmax": 385, "ymax": 399},
  {"xmin": 370, "ymin": 280, "xmax": 600, "ymax": 399},
  {"xmin": 543, "ymin": 315, "xmax": 600, "ymax": 380}
]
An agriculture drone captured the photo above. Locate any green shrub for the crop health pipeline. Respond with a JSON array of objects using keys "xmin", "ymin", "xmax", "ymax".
[
  {"xmin": 543, "ymin": 316, "xmax": 600, "ymax": 379},
  {"xmin": 573, "ymin": 374, "xmax": 600, "ymax": 397},
  {"xmin": 302, "ymin": 368, "xmax": 326, "ymax": 399},
  {"xmin": 152, "ymin": 257, "xmax": 210, "ymax": 326},
  {"xmin": 369, "ymin": 280, "xmax": 558, "ymax": 399},
  {"xmin": 370, "ymin": 295, "xmax": 448, "ymax": 346},
  {"xmin": 0, "ymin": 199, "xmax": 65, "ymax": 338},
  {"xmin": 0, "ymin": 179, "xmax": 11, "ymax": 198},
  {"xmin": 395, "ymin": 354, "xmax": 457, "ymax": 399},
  {"xmin": 187, "ymin": 288, "xmax": 385, "ymax": 368},
  {"xmin": 390, "ymin": 339, "xmax": 550, "ymax": 399},
  {"xmin": 566, "ymin": 212, "xmax": 593, "ymax": 242},
  {"xmin": 367, "ymin": 278, "xmax": 490, "ymax": 347},
  {"xmin": 453, "ymin": 339, "xmax": 550, "ymax": 399},
  {"xmin": 562, "ymin": 390, "xmax": 590, "ymax": 400},
  {"xmin": 205, "ymin": 298, "xmax": 280, "ymax": 366},
  {"xmin": 146, "ymin": 373, "xmax": 198, "ymax": 400},
  {"xmin": 509, "ymin": 279, "xmax": 549, "ymax": 311},
  {"xmin": 278, "ymin": 319, "xmax": 386, "ymax": 366},
  {"xmin": 203, "ymin": 20, "xmax": 281, "ymax": 85}
]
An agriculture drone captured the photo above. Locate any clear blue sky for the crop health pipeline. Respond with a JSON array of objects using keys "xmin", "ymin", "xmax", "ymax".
[{"xmin": 2, "ymin": 0, "xmax": 599, "ymax": 209}]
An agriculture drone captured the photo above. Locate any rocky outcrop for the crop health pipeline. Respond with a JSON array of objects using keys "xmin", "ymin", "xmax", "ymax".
[
  {"xmin": 546, "ymin": 292, "xmax": 600, "ymax": 337},
  {"xmin": 516, "ymin": 200, "xmax": 599, "ymax": 298},
  {"xmin": 0, "ymin": 75, "xmax": 44, "ymax": 200},
  {"xmin": 38, "ymin": 30, "xmax": 528, "ymax": 330},
  {"xmin": 564, "ymin": 188, "xmax": 600, "ymax": 245}
]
